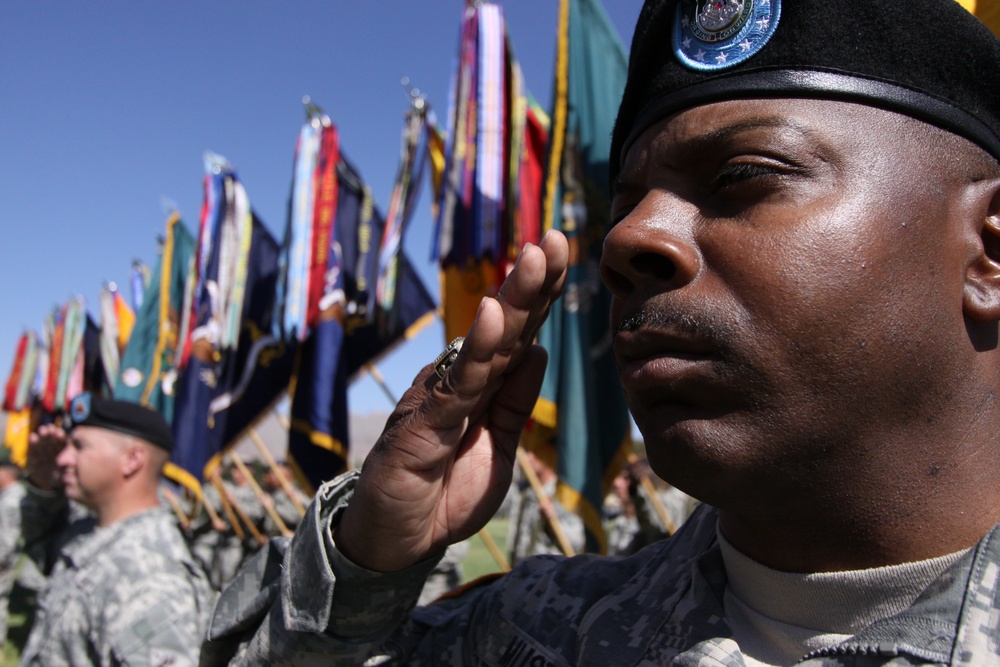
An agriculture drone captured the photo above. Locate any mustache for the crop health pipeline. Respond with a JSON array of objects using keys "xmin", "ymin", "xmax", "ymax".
[{"xmin": 615, "ymin": 306, "xmax": 733, "ymax": 343}]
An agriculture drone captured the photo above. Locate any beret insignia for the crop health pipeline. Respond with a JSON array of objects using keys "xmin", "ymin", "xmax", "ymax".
[
  {"xmin": 674, "ymin": 0, "xmax": 781, "ymax": 71},
  {"xmin": 71, "ymin": 392, "xmax": 92, "ymax": 423}
]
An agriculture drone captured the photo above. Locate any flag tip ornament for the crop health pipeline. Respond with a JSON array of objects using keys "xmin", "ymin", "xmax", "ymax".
[
  {"xmin": 400, "ymin": 77, "xmax": 427, "ymax": 110},
  {"xmin": 301, "ymin": 95, "xmax": 330, "ymax": 126},
  {"xmin": 203, "ymin": 151, "xmax": 232, "ymax": 175},
  {"xmin": 160, "ymin": 196, "xmax": 179, "ymax": 216}
]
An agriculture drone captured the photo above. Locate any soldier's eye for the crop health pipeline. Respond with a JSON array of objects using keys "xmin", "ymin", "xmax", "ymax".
[{"xmin": 710, "ymin": 163, "xmax": 776, "ymax": 191}]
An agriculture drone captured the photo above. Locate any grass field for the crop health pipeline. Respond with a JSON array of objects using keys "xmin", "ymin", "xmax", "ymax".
[
  {"xmin": 0, "ymin": 517, "xmax": 511, "ymax": 665},
  {"xmin": 2, "ymin": 582, "xmax": 35, "ymax": 666},
  {"xmin": 460, "ymin": 517, "xmax": 510, "ymax": 583}
]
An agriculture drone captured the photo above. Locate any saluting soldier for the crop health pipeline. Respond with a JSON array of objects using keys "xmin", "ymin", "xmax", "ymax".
[
  {"xmin": 202, "ymin": 1, "xmax": 1000, "ymax": 665},
  {"xmin": 20, "ymin": 393, "xmax": 213, "ymax": 667}
]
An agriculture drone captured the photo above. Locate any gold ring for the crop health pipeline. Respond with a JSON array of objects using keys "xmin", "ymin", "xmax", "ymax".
[{"xmin": 434, "ymin": 337, "xmax": 465, "ymax": 379}]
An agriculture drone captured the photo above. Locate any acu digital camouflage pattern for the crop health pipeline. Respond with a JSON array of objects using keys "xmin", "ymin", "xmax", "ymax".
[
  {"xmin": 20, "ymin": 506, "xmax": 214, "ymax": 667},
  {"xmin": 192, "ymin": 480, "xmax": 269, "ymax": 591},
  {"xmin": 0, "ymin": 479, "xmax": 26, "ymax": 643},
  {"xmin": 262, "ymin": 485, "xmax": 310, "ymax": 536},
  {"xmin": 506, "ymin": 480, "xmax": 584, "ymax": 566},
  {"xmin": 201, "ymin": 471, "xmax": 1000, "ymax": 666}
]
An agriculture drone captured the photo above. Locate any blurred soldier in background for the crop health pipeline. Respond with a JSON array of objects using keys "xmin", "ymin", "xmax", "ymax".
[{"xmin": 19, "ymin": 393, "xmax": 212, "ymax": 666}]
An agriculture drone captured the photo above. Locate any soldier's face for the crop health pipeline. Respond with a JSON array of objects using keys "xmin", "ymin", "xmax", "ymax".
[
  {"xmin": 603, "ymin": 99, "xmax": 974, "ymax": 507},
  {"xmin": 57, "ymin": 426, "xmax": 127, "ymax": 507}
]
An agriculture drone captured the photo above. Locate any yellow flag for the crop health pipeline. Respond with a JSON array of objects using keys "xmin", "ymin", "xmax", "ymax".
[
  {"xmin": 956, "ymin": 0, "xmax": 1000, "ymax": 37},
  {"xmin": 4, "ymin": 408, "xmax": 31, "ymax": 467},
  {"xmin": 439, "ymin": 259, "xmax": 504, "ymax": 343},
  {"xmin": 114, "ymin": 291, "xmax": 136, "ymax": 351}
]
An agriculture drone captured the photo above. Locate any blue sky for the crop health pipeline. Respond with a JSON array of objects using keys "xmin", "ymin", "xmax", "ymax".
[{"xmin": 0, "ymin": 1, "xmax": 643, "ymax": 421}]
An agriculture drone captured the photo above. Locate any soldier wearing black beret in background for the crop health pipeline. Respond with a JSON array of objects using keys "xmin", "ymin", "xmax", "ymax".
[
  {"xmin": 201, "ymin": 1, "xmax": 1000, "ymax": 665},
  {"xmin": 20, "ymin": 393, "xmax": 213, "ymax": 666}
]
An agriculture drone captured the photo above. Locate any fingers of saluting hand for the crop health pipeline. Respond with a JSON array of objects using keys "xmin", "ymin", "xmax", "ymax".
[
  {"xmin": 493, "ymin": 231, "xmax": 569, "ymax": 366},
  {"xmin": 421, "ymin": 232, "xmax": 568, "ymax": 432}
]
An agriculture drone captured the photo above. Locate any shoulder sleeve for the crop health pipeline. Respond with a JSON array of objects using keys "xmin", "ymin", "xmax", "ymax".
[
  {"xmin": 109, "ymin": 571, "xmax": 210, "ymax": 667},
  {"xmin": 201, "ymin": 470, "xmax": 512, "ymax": 666},
  {"xmin": 202, "ymin": 471, "xmax": 436, "ymax": 665}
]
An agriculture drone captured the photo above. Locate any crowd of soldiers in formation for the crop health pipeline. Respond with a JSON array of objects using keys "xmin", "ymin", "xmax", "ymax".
[{"xmin": 0, "ymin": 442, "xmax": 697, "ymax": 656}]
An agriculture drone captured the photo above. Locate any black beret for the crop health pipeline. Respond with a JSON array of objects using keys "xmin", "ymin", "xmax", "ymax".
[
  {"xmin": 611, "ymin": 0, "xmax": 1000, "ymax": 187},
  {"xmin": 68, "ymin": 392, "xmax": 173, "ymax": 452}
]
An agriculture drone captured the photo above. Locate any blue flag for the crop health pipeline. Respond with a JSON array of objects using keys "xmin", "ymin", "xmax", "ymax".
[
  {"xmin": 286, "ymin": 153, "xmax": 436, "ymax": 493},
  {"xmin": 170, "ymin": 163, "xmax": 292, "ymax": 496}
]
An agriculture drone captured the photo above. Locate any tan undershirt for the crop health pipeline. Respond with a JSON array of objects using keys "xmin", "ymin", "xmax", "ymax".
[{"xmin": 718, "ymin": 530, "xmax": 968, "ymax": 667}]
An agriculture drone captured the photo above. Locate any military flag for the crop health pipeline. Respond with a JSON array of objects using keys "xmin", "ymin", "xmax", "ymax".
[
  {"xmin": 528, "ymin": 0, "xmax": 632, "ymax": 554},
  {"xmin": 98, "ymin": 282, "xmax": 135, "ymax": 394},
  {"xmin": 116, "ymin": 213, "xmax": 196, "ymax": 425},
  {"xmin": 3, "ymin": 330, "xmax": 40, "ymax": 466},
  {"xmin": 434, "ymin": 1, "xmax": 549, "ymax": 341},
  {"xmin": 170, "ymin": 155, "xmax": 291, "ymax": 496},
  {"xmin": 279, "ymin": 105, "xmax": 437, "ymax": 492},
  {"xmin": 375, "ymin": 99, "xmax": 432, "ymax": 334},
  {"xmin": 3, "ymin": 332, "xmax": 39, "ymax": 413},
  {"xmin": 40, "ymin": 298, "xmax": 87, "ymax": 414},
  {"xmin": 130, "ymin": 259, "xmax": 151, "ymax": 311},
  {"xmin": 279, "ymin": 114, "xmax": 349, "ymax": 492},
  {"xmin": 80, "ymin": 314, "xmax": 108, "ymax": 397},
  {"xmin": 3, "ymin": 409, "xmax": 32, "ymax": 467}
]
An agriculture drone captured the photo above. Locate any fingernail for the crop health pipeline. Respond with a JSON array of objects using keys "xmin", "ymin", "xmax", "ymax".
[{"xmin": 513, "ymin": 245, "xmax": 530, "ymax": 269}]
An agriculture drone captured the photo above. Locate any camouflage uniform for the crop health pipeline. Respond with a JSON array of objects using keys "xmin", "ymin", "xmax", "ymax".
[
  {"xmin": 262, "ymin": 486, "xmax": 309, "ymax": 537},
  {"xmin": 506, "ymin": 480, "xmax": 585, "ymax": 565},
  {"xmin": 0, "ymin": 479, "xmax": 26, "ymax": 644},
  {"xmin": 191, "ymin": 482, "xmax": 266, "ymax": 590},
  {"xmin": 202, "ymin": 471, "xmax": 1000, "ymax": 666},
  {"xmin": 20, "ymin": 505, "xmax": 214, "ymax": 667},
  {"xmin": 608, "ymin": 484, "xmax": 699, "ymax": 557},
  {"xmin": 226, "ymin": 482, "xmax": 266, "ymax": 570},
  {"xmin": 418, "ymin": 540, "xmax": 469, "ymax": 606}
]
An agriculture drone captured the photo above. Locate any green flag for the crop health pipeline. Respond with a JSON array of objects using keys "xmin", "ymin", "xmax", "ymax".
[
  {"xmin": 116, "ymin": 213, "xmax": 196, "ymax": 425},
  {"xmin": 529, "ymin": 0, "xmax": 632, "ymax": 554}
]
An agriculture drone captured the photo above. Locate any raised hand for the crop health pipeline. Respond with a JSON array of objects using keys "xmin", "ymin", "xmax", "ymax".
[
  {"xmin": 337, "ymin": 231, "xmax": 569, "ymax": 572},
  {"xmin": 27, "ymin": 422, "xmax": 68, "ymax": 492}
]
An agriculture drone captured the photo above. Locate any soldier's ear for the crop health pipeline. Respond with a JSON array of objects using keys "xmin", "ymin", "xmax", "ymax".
[
  {"xmin": 962, "ymin": 178, "xmax": 1000, "ymax": 322},
  {"xmin": 120, "ymin": 438, "xmax": 147, "ymax": 478}
]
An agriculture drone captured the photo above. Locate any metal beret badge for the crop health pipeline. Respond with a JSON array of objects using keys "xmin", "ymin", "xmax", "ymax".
[{"xmin": 674, "ymin": 0, "xmax": 781, "ymax": 71}]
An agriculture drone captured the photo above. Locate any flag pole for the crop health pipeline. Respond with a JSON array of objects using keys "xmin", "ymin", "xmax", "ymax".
[
  {"xmin": 196, "ymin": 475, "xmax": 227, "ymax": 531},
  {"xmin": 161, "ymin": 486, "xmax": 191, "ymax": 532},
  {"xmin": 272, "ymin": 409, "xmax": 291, "ymax": 431},
  {"xmin": 515, "ymin": 447, "xmax": 576, "ymax": 557},
  {"xmin": 479, "ymin": 528, "xmax": 511, "ymax": 573},
  {"xmin": 364, "ymin": 364, "xmax": 398, "ymax": 406},
  {"xmin": 218, "ymin": 476, "xmax": 268, "ymax": 546},
  {"xmin": 211, "ymin": 474, "xmax": 246, "ymax": 541},
  {"xmin": 227, "ymin": 451, "xmax": 293, "ymax": 538},
  {"xmin": 248, "ymin": 426, "xmax": 306, "ymax": 517}
]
